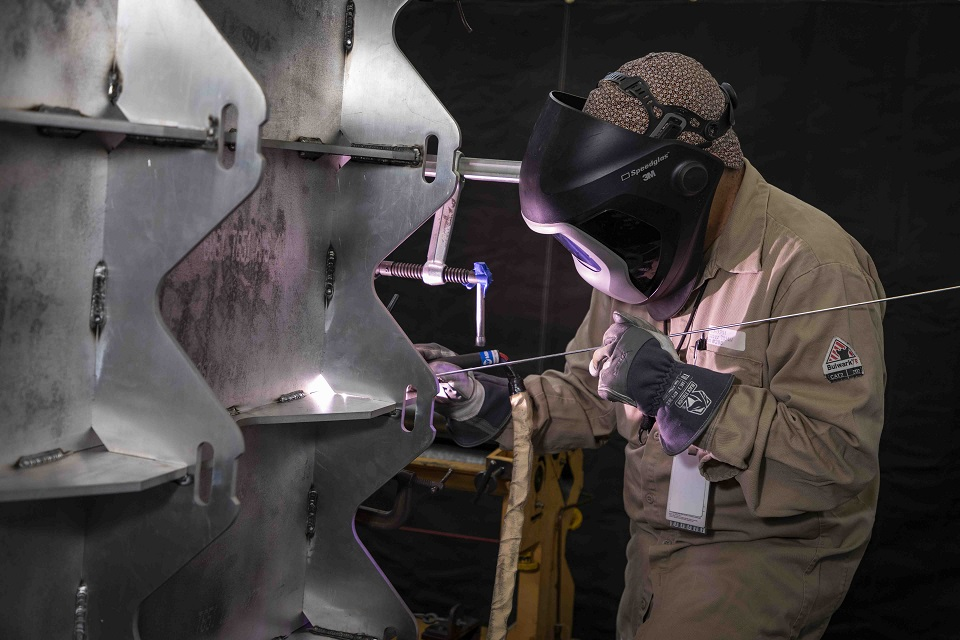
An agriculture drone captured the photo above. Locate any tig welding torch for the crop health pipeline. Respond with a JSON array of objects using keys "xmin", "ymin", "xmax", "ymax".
[{"xmin": 427, "ymin": 349, "xmax": 508, "ymax": 369}]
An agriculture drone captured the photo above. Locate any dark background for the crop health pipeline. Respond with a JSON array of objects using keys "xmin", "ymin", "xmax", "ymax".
[{"xmin": 360, "ymin": 1, "xmax": 960, "ymax": 638}]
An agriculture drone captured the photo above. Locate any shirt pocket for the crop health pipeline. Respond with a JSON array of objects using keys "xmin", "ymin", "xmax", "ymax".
[{"xmin": 692, "ymin": 348, "xmax": 763, "ymax": 388}]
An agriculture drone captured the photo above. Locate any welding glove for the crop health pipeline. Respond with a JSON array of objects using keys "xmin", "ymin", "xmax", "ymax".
[
  {"xmin": 589, "ymin": 311, "xmax": 734, "ymax": 456},
  {"xmin": 415, "ymin": 343, "xmax": 511, "ymax": 448}
]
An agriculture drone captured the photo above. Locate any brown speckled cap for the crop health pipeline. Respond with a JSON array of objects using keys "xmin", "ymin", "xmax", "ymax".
[{"xmin": 583, "ymin": 52, "xmax": 744, "ymax": 169}]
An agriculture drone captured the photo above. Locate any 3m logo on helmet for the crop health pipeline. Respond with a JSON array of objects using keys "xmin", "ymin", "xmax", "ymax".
[{"xmin": 621, "ymin": 153, "xmax": 670, "ymax": 181}]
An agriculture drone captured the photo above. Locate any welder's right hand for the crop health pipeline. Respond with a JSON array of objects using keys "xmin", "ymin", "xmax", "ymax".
[
  {"xmin": 415, "ymin": 343, "xmax": 483, "ymax": 421},
  {"xmin": 415, "ymin": 343, "xmax": 511, "ymax": 448}
]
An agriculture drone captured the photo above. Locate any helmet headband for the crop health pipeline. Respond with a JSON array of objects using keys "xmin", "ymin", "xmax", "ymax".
[{"xmin": 601, "ymin": 71, "xmax": 738, "ymax": 144}]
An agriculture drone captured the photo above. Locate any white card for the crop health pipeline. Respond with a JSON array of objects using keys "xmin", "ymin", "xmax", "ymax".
[
  {"xmin": 707, "ymin": 328, "xmax": 746, "ymax": 352},
  {"xmin": 666, "ymin": 449, "xmax": 710, "ymax": 534}
]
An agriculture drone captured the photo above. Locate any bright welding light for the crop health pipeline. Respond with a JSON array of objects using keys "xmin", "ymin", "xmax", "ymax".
[{"xmin": 306, "ymin": 374, "xmax": 337, "ymax": 401}]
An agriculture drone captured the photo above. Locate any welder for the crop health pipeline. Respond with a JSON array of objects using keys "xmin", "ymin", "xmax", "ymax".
[{"xmin": 421, "ymin": 52, "xmax": 885, "ymax": 639}]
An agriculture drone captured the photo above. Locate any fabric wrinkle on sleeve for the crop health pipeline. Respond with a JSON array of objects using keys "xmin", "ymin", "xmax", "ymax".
[{"xmin": 697, "ymin": 261, "xmax": 885, "ymax": 517}]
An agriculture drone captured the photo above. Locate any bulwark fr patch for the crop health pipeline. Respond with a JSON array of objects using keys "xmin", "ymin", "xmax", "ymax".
[{"xmin": 822, "ymin": 337, "xmax": 863, "ymax": 383}]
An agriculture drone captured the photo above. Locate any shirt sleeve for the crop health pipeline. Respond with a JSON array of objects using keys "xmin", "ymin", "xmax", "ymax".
[
  {"xmin": 498, "ymin": 288, "xmax": 619, "ymax": 454},
  {"xmin": 697, "ymin": 261, "xmax": 886, "ymax": 517}
]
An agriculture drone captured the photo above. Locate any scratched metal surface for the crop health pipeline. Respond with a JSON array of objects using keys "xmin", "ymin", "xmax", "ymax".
[
  {"xmin": 0, "ymin": 130, "xmax": 106, "ymax": 468},
  {"xmin": 0, "ymin": 4, "xmax": 110, "ymax": 634},
  {"xmin": 160, "ymin": 148, "xmax": 339, "ymax": 409},
  {"xmin": 139, "ymin": 424, "xmax": 317, "ymax": 640},
  {"xmin": 0, "ymin": 498, "xmax": 87, "ymax": 638},
  {"xmin": 161, "ymin": 0, "xmax": 346, "ymax": 409},
  {"xmin": 0, "ymin": 0, "xmax": 117, "ymax": 116},
  {"xmin": 0, "ymin": 1, "xmax": 113, "ymax": 469},
  {"xmin": 199, "ymin": 0, "xmax": 345, "ymax": 141}
]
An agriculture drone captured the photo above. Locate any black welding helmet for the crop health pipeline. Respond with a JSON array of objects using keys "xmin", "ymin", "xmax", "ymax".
[{"xmin": 519, "ymin": 73, "xmax": 737, "ymax": 320}]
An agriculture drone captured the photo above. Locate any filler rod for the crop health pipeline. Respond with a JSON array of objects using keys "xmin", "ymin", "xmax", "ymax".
[{"xmin": 440, "ymin": 284, "xmax": 960, "ymax": 375}]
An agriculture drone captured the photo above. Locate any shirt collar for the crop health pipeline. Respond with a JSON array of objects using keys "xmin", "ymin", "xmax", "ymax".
[{"xmin": 698, "ymin": 158, "xmax": 768, "ymax": 286}]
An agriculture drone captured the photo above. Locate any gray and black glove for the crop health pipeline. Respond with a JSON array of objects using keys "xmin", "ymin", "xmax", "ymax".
[
  {"xmin": 416, "ymin": 343, "xmax": 511, "ymax": 448},
  {"xmin": 589, "ymin": 312, "xmax": 734, "ymax": 456}
]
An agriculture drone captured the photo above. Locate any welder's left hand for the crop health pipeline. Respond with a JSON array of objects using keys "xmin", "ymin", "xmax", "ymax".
[
  {"xmin": 416, "ymin": 343, "xmax": 483, "ymax": 421},
  {"xmin": 590, "ymin": 311, "xmax": 735, "ymax": 455},
  {"xmin": 416, "ymin": 343, "xmax": 512, "ymax": 448}
]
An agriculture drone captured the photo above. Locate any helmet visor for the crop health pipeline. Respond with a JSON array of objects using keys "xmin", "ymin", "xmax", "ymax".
[{"xmin": 575, "ymin": 210, "xmax": 662, "ymax": 297}]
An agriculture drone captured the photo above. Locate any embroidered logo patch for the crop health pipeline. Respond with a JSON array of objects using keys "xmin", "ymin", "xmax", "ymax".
[
  {"xmin": 822, "ymin": 337, "xmax": 863, "ymax": 383},
  {"xmin": 673, "ymin": 378, "xmax": 712, "ymax": 415}
]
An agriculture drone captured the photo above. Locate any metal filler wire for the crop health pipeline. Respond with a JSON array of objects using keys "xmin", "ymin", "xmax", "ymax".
[{"xmin": 440, "ymin": 284, "xmax": 960, "ymax": 375}]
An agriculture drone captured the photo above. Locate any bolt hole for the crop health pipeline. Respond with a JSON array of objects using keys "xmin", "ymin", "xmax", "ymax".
[
  {"xmin": 422, "ymin": 134, "xmax": 438, "ymax": 184},
  {"xmin": 400, "ymin": 385, "xmax": 417, "ymax": 432},
  {"xmin": 195, "ymin": 442, "xmax": 215, "ymax": 505},
  {"xmin": 218, "ymin": 103, "xmax": 238, "ymax": 169}
]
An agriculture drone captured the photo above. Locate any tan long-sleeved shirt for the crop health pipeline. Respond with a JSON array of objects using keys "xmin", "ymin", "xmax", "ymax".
[{"xmin": 506, "ymin": 161, "xmax": 885, "ymax": 639}]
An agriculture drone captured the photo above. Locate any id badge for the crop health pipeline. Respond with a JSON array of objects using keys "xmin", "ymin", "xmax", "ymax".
[{"xmin": 666, "ymin": 448, "xmax": 710, "ymax": 534}]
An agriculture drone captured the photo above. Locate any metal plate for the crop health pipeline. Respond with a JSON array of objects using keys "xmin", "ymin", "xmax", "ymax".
[
  {"xmin": 2, "ymin": 0, "xmax": 461, "ymax": 637},
  {"xmin": 0, "ymin": 129, "xmax": 105, "ymax": 471},
  {"xmin": 198, "ymin": 0, "xmax": 346, "ymax": 142},
  {"xmin": 301, "ymin": 0, "xmax": 462, "ymax": 636},
  {"xmin": 317, "ymin": 0, "xmax": 459, "ymax": 420},
  {"xmin": 80, "ymin": 0, "xmax": 266, "ymax": 637},
  {"xmin": 0, "ymin": 447, "xmax": 187, "ymax": 502},
  {"xmin": 161, "ymin": 0, "xmax": 460, "ymax": 636},
  {"xmin": 0, "ymin": 0, "xmax": 117, "ymax": 116},
  {"xmin": 161, "ymin": 0, "xmax": 347, "ymax": 411},
  {"xmin": 236, "ymin": 394, "xmax": 398, "ymax": 427},
  {"xmin": 93, "ymin": 0, "xmax": 265, "ymax": 466},
  {"xmin": 139, "ymin": 424, "xmax": 318, "ymax": 640},
  {"xmin": 0, "ymin": 498, "xmax": 88, "ymax": 638},
  {"xmin": 306, "ymin": 414, "xmax": 424, "ymax": 639},
  {"xmin": 0, "ymin": 0, "xmax": 115, "ymax": 478},
  {"xmin": 159, "ymin": 148, "xmax": 341, "ymax": 411}
]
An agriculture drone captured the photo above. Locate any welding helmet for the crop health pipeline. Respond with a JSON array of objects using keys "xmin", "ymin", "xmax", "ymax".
[{"xmin": 519, "ymin": 68, "xmax": 738, "ymax": 320}]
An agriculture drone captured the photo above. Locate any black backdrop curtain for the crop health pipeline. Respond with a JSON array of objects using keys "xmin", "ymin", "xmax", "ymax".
[{"xmin": 361, "ymin": 2, "xmax": 960, "ymax": 638}]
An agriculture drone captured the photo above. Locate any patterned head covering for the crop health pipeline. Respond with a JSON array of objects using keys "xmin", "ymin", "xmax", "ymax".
[{"xmin": 583, "ymin": 52, "xmax": 744, "ymax": 169}]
